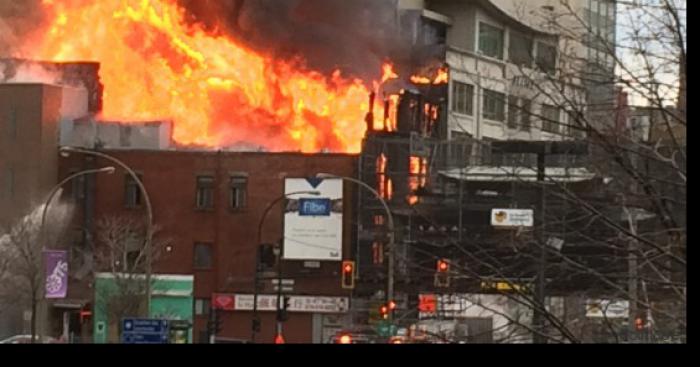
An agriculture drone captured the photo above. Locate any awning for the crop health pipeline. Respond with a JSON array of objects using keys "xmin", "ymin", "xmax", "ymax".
[
  {"xmin": 52, "ymin": 299, "xmax": 87, "ymax": 309},
  {"xmin": 439, "ymin": 166, "xmax": 598, "ymax": 183}
]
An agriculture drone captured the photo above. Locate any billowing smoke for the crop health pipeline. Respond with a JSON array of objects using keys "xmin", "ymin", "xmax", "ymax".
[
  {"xmin": 0, "ymin": 0, "xmax": 46, "ymax": 57},
  {"xmin": 177, "ymin": 0, "xmax": 407, "ymax": 79}
]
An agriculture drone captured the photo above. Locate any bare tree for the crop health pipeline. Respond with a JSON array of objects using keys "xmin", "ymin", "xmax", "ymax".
[
  {"xmin": 0, "ymin": 200, "xmax": 74, "ymax": 342},
  {"xmin": 92, "ymin": 215, "xmax": 170, "ymax": 342}
]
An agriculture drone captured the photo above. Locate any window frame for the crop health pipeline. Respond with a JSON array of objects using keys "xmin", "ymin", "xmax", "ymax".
[
  {"xmin": 451, "ymin": 82, "xmax": 475, "ymax": 116},
  {"xmin": 195, "ymin": 176, "xmax": 215, "ymax": 210},
  {"xmin": 482, "ymin": 89, "xmax": 506, "ymax": 122},
  {"xmin": 124, "ymin": 173, "xmax": 143, "ymax": 208},
  {"xmin": 229, "ymin": 175, "xmax": 248, "ymax": 211},
  {"xmin": 541, "ymin": 104, "xmax": 561, "ymax": 134},
  {"xmin": 478, "ymin": 22, "xmax": 505, "ymax": 60}
]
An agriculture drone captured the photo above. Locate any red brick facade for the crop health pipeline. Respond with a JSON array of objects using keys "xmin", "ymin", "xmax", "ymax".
[{"xmin": 59, "ymin": 150, "xmax": 357, "ymax": 343}]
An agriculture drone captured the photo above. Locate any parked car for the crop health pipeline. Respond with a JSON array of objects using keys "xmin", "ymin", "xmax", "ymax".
[{"xmin": 0, "ymin": 335, "xmax": 58, "ymax": 344}]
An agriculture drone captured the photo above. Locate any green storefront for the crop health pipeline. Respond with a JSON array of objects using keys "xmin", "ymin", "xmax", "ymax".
[{"xmin": 93, "ymin": 273, "xmax": 194, "ymax": 344}]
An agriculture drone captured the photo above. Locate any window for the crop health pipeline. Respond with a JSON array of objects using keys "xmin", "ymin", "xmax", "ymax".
[
  {"xmin": 520, "ymin": 99, "xmax": 532, "ymax": 131},
  {"xmin": 421, "ymin": 19, "xmax": 447, "ymax": 46},
  {"xmin": 482, "ymin": 89, "xmax": 506, "ymax": 122},
  {"xmin": 194, "ymin": 298, "xmax": 211, "ymax": 316},
  {"xmin": 196, "ymin": 176, "xmax": 214, "ymax": 210},
  {"xmin": 508, "ymin": 32, "xmax": 533, "ymax": 67},
  {"xmin": 451, "ymin": 82, "xmax": 474, "ymax": 115},
  {"xmin": 478, "ymin": 23, "xmax": 504, "ymax": 59},
  {"xmin": 536, "ymin": 42, "xmax": 557, "ymax": 75},
  {"xmin": 229, "ymin": 176, "xmax": 247, "ymax": 210},
  {"xmin": 124, "ymin": 174, "xmax": 143, "ymax": 208},
  {"xmin": 193, "ymin": 243, "xmax": 213, "ymax": 270},
  {"xmin": 507, "ymin": 96, "xmax": 519, "ymax": 129},
  {"xmin": 541, "ymin": 104, "xmax": 561, "ymax": 134}
]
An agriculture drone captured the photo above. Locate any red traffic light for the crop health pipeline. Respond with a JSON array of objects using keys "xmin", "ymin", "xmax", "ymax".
[
  {"xmin": 437, "ymin": 259, "xmax": 449, "ymax": 272},
  {"xmin": 635, "ymin": 317, "xmax": 645, "ymax": 331},
  {"xmin": 388, "ymin": 300, "xmax": 397, "ymax": 310},
  {"xmin": 338, "ymin": 334, "xmax": 352, "ymax": 344},
  {"xmin": 341, "ymin": 261, "xmax": 355, "ymax": 289}
]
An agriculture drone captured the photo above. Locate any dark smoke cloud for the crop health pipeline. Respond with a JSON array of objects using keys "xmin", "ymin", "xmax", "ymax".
[
  {"xmin": 178, "ymin": 0, "xmax": 407, "ymax": 80},
  {"xmin": 0, "ymin": 0, "xmax": 46, "ymax": 57}
]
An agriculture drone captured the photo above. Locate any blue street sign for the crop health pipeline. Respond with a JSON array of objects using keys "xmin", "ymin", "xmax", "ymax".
[
  {"xmin": 299, "ymin": 198, "xmax": 332, "ymax": 216},
  {"xmin": 122, "ymin": 319, "xmax": 170, "ymax": 344}
]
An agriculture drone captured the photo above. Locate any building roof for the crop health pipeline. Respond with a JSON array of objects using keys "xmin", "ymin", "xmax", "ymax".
[{"xmin": 439, "ymin": 166, "xmax": 597, "ymax": 183}]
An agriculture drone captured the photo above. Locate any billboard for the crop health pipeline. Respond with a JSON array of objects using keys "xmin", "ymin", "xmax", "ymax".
[
  {"xmin": 491, "ymin": 209, "xmax": 534, "ymax": 228},
  {"xmin": 284, "ymin": 178, "xmax": 343, "ymax": 261}
]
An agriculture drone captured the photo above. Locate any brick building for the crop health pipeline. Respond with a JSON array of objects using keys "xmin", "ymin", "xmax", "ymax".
[{"xmin": 59, "ymin": 150, "xmax": 358, "ymax": 343}]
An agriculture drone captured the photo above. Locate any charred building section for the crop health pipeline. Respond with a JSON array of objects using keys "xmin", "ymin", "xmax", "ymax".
[{"xmin": 1, "ymin": 58, "xmax": 103, "ymax": 114}]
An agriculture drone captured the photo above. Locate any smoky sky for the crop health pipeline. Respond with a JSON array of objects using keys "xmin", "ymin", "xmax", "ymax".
[
  {"xmin": 178, "ymin": 0, "xmax": 406, "ymax": 79},
  {"xmin": 0, "ymin": 0, "xmax": 46, "ymax": 57},
  {"xmin": 2, "ymin": 0, "xmax": 409, "ymax": 79}
]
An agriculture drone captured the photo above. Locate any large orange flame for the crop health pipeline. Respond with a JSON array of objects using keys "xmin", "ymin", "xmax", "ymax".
[{"xmin": 27, "ymin": 0, "xmax": 397, "ymax": 153}]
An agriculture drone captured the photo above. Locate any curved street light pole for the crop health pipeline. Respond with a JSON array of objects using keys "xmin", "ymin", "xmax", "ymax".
[
  {"xmin": 316, "ymin": 173, "xmax": 396, "ymax": 320},
  {"xmin": 251, "ymin": 190, "xmax": 320, "ymax": 344},
  {"xmin": 35, "ymin": 166, "xmax": 115, "ymax": 343},
  {"xmin": 59, "ymin": 146, "xmax": 154, "ymax": 317}
]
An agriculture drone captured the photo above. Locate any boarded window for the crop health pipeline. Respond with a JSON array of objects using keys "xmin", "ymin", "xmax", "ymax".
[{"xmin": 193, "ymin": 243, "xmax": 213, "ymax": 270}]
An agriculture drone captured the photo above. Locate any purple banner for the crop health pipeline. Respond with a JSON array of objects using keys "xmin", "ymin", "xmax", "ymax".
[{"xmin": 44, "ymin": 250, "xmax": 68, "ymax": 299}]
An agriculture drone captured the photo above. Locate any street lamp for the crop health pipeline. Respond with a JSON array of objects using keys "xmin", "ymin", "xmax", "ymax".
[
  {"xmin": 36, "ymin": 166, "xmax": 115, "ymax": 343},
  {"xmin": 251, "ymin": 190, "xmax": 321, "ymax": 344},
  {"xmin": 59, "ymin": 146, "xmax": 154, "ymax": 317},
  {"xmin": 315, "ymin": 173, "xmax": 396, "ymax": 321}
]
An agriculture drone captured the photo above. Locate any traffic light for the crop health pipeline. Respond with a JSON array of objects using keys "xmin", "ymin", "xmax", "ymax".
[
  {"xmin": 379, "ymin": 305, "xmax": 390, "ymax": 320},
  {"xmin": 437, "ymin": 259, "xmax": 449, "ymax": 272},
  {"xmin": 435, "ymin": 259, "xmax": 450, "ymax": 288},
  {"xmin": 388, "ymin": 300, "xmax": 397, "ymax": 311},
  {"xmin": 277, "ymin": 296, "xmax": 291, "ymax": 322},
  {"xmin": 341, "ymin": 261, "xmax": 355, "ymax": 289},
  {"xmin": 635, "ymin": 317, "xmax": 645, "ymax": 331}
]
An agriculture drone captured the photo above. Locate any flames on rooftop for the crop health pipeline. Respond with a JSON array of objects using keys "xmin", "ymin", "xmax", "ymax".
[{"xmin": 2, "ymin": 0, "xmax": 448, "ymax": 153}]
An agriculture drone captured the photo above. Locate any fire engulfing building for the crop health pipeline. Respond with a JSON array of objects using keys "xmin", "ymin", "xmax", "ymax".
[{"xmin": 346, "ymin": 0, "xmax": 668, "ymax": 343}]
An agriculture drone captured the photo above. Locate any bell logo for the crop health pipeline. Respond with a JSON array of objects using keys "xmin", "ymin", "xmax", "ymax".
[{"xmin": 494, "ymin": 211, "xmax": 508, "ymax": 223}]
